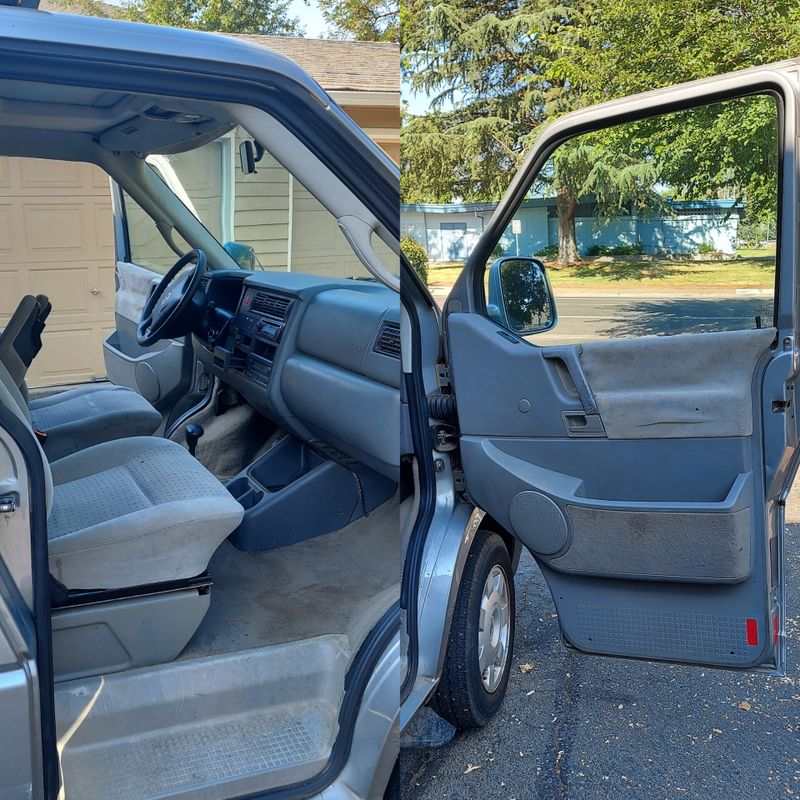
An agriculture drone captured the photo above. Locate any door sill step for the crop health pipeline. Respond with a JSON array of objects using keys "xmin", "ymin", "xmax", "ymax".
[{"xmin": 56, "ymin": 635, "xmax": 348, "ymax": 800}]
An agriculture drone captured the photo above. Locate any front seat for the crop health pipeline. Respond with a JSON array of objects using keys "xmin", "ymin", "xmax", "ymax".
[
  {"xmin": 0, "ymin": 361, "xmax": 243, "ymax": 590},
  {"xmin": 29, "ymin": 383, "xmax": 163, "ymax": 462},
  {"xmin": 48, "ymin": 436, "xmax": 244, "ymax": 589},
  {"xmin": 0, "ymin": 294, "xmax": 162, "ymax": 461}
]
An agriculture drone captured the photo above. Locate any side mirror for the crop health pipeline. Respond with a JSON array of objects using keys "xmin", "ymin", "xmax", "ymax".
[
  {"xmin": 487, "ymin": 257, "xmax": 557, "ymax": 336},
  {"xmin": 239, "ymin": 140, "xmax": 256, "ymax": 174},
  {"xmin": 224, "ymin": 241, "xmax": 257, "ymax": 270},
  {"xmin": 238, "ymin": 140, "xmax": 265, "ymax": 175}
]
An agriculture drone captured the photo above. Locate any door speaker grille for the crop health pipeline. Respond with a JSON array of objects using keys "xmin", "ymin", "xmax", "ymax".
[{"xmin": 508, "ymin": 491, "xmax": 569, "ymax": 555}]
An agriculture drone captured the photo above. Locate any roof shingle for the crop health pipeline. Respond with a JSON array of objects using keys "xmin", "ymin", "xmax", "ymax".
[
  {"xmin": 228, "ymin": 34, "xmax": 399, "ymax": 93},
  {"xmin": 38, "ymin": 1, "xmax": 399, "ymax": 94}
]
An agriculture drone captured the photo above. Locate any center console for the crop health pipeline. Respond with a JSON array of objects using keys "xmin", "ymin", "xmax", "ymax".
[{"xmin": 211, "ymin": 287, "xmax": 294, "ymax": 387}]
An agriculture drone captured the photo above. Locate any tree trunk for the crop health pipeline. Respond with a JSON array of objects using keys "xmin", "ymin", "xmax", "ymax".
[{"xmin": 556, "ymin": 187, "xmax": 580, "ymax": 266}]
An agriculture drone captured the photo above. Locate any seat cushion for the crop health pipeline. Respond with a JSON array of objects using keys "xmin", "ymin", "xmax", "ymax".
[
  {"xmin": 30, "ymin": 384, "xmax": 162, "ymax": 461},
  {"xmin": 49, "ymin": 437, "xmax": 244, "ymax": 590}
]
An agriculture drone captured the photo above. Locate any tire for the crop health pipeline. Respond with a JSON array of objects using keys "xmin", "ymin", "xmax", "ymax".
[{"xmin": 431, "ymin": 531, "xmax": 515, "ymax": 730}]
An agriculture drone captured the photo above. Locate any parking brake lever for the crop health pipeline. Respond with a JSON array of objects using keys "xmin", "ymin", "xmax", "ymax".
[{"xmin": 185, "ymin": 423, "xmax": 204, "ymax": 458}]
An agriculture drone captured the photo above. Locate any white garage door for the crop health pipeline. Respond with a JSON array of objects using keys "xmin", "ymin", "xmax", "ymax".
[{"xmin": 0, "ymin": 157, "xmax": 115, "ymax": 388}]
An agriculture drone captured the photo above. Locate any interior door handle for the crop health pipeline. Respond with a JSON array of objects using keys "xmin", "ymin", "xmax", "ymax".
[
  {"xmin": 542, "ymin": 346, "xmax": 599, "ymax": 415},
  {"xmin": 89, "ymin": 287, "xmax": 99, "ymax": 295}
]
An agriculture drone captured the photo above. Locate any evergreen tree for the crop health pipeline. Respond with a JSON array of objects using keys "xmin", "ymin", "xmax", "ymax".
[
  {"xmin": 317, "ymin": 0, "xmax": 399, "ymax": 42},
  {"xmin": 402, "ymin": 0, "xmax": 800, "ymax": 264}
]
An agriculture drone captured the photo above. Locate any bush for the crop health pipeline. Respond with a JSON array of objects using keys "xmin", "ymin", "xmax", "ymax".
[
  {"xmin": 584, "ymin": 242, "xmax": 643, "ymax": 257},
  {"xmin": 401, "ymin": 235, "xmax": 429, "ymax": 283},
  {"xmin": 534, "ymin": 244, "xmax": 559, "ymax": 259},
  {"xmin": 697, "ymin": 241, "xmax": 717, "ymax": 254}
]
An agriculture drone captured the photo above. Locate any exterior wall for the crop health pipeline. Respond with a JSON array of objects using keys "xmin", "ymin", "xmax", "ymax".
[
  {"xmin": 497, "ymin": 207, "xmax": 549, "ymax": 257},
  {"xmin": 405, "ymin": 205, "xmax": 739, "ymax": 261},
  {"xmin": 232, "ymin": 135, "xmax": 291, "ymax": 270},
  {"xmin": 337, "ymin": 98, "xmax": 400, "ymax": 164}
]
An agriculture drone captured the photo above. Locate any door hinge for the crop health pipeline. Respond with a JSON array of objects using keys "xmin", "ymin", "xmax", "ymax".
[
  {"xmin": 435, "ymin": 361, "xmax": 451, "ymax": 390},
  {"xmin": 431, "ymin": 423, "xmax": 458, "ymax": 452},
  {"xmin": 0, "ymin": 494, "xmax": 18, "ymax": 513}
]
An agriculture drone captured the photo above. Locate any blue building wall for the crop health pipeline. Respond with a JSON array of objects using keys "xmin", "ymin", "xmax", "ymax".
[{"xmin": 401, "ymin": 200, "xmax": 740, "ymax": 262}]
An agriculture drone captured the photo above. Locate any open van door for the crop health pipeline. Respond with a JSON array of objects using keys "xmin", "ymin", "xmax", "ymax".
[{"xmin": 444, "ymin": 69, "xmax": 799, "ymax": 672}]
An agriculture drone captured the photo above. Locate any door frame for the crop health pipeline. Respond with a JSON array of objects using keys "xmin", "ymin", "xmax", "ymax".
[{"xmin": 0, "ymin": 403, "xmax": 59, "ymax": 798}]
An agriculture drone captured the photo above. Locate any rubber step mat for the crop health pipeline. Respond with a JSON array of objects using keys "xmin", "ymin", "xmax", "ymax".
[
  {"xmin": 56, "ymin": 637, "xmax": 347, "ymax": 800},
  {"xmin": 61, "ymin": 702, "xmax": 333, "ymax": 800}
]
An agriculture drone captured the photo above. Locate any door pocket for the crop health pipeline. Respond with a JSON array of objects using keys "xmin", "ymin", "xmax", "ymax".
[{"xmin": 521, "ymin": 472, "xmax": 754, "ymax": 583}]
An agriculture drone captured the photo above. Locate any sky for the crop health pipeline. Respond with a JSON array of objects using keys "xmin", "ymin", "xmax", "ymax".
[{"xmin": 103, "ymin": 0, "xmax": 328, "ymax": 38}]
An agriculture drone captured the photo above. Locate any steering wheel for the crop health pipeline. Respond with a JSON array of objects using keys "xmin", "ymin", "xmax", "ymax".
[{"xmin": 137, "ymin": 249, "xmax": 207, "ymax": 346}]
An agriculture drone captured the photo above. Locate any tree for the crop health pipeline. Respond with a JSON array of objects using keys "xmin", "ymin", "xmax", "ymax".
[
  {"xmin": 317, "ymin": 0, "xmax": 399, "ymax": 42},
  {"xmin": 401, "ymin": 0, "xmax": 800, "ymax": 264},
  {"xmin": 46, "ymin": 0, "xmax": 115, "ymax": 16},
  {"xmin": 121, "ymin": 0, "xmax": 303, "ymax": 35},
  {"xmin": 400, "ymin": 234, "xmax": 429, "ymax": 282},
  {"xmin": 401, "ymin": 0, "xmax": 602, "ymax": 263},
  {"xmin": 548, "ymin": 133, "xmax": 662, "ymax": 264}
]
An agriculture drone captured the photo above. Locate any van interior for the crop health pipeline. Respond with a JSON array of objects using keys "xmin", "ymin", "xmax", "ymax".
[{"xmin": 0, "ymin": 72, "xmax": 404, "ymax": 799}]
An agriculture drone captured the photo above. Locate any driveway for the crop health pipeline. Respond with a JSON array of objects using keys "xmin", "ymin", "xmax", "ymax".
[{"xmin": 398, "ymin": 491, "xmax": 800, "ymax": 800}]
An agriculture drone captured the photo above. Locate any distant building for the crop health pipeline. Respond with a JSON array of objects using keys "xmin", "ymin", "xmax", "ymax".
[{"xmin": 401, "ymin": 198, "xmax": 741, "ymax": 262}]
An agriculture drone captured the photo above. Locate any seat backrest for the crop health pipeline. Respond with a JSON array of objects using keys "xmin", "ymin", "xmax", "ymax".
[
  {"xmin": 0, "ymin": 360, "xmax": 52, "ymax": 514},
  {"xmin": 0, "ymin": 294, "xmax": 51, "ymax": 389}
]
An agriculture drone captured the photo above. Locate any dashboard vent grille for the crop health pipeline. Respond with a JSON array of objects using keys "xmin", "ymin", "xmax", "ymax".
[
  {"xmin": 252, "ymin": 291, "xmax": 291, "ymax": 320},
  {"xmin": 374, "ymin": 321, "xmax": 401, "ymax": 358}
]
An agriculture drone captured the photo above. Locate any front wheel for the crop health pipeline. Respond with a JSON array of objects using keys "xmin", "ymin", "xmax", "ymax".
[{"xmin": 431, "ymin": 531, "xmax": 515, "ymax": 729}]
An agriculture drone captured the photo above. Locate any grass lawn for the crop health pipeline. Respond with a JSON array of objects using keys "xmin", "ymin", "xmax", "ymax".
[{"xmin": 427, "ymin": 254, "xmax": 775, "ymax": 292}]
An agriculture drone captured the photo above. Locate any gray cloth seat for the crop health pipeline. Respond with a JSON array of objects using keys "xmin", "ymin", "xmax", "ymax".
[
  {"xmin": 30, "ymin": 383, "xmax": 163, "ymax": 461},
  {"xmin": 49, "ymin": 437, "xmax": 244, "ymax": 590},
  {"xmin": 0, "ymin": 361, "xmax": 243, "ymax": 591}
]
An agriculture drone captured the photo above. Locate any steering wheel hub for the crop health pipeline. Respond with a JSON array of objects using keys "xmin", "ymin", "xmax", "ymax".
[{"xmin": 137, "ymin": 249, "xmax": 207, "ymax": 347}]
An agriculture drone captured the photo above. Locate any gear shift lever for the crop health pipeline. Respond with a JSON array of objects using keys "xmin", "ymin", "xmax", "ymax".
[{"xmin": 185, "ymin": 423, "xmax": 204, "ymax": 458}]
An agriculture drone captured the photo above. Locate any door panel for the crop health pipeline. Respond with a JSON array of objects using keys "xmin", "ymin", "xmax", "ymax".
[
  {"xmin": 579, "ymin": 328, "xmax": 776, "ymax": 439},
  {"xmin": 103, "ymin": 260, "xmax": 193, "ymax": 413},
  {"xmin": 449, "ymin": 313, "xmax": 785, "ymax": 668}
]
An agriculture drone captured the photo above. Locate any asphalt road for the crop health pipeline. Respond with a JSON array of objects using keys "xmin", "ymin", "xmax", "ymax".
[
  {"xmin": 397, "ymin": 491, "xmax": 800, "ymax": 800},
  {"xmin": 429, "ymin": 286, "xmax": 774, "ymax": 342},
  {"xmin": 536, "ymin": 295, "xmax": 773, "ymax": 344}
]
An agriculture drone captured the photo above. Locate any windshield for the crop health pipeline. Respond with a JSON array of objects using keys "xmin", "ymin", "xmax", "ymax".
[{"xmin": 124, "ymin": 126, "xmax": 398, "ymax": 283}]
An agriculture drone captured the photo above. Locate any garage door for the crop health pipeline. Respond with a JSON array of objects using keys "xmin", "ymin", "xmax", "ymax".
[{"xmin": 0, "ymin": 157, "xmax": 115, "ymax": 388}]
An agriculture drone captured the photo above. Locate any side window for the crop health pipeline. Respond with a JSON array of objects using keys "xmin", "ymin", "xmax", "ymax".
[
  {"xmin": 486, "ymin": 94, "xmax": 779, "ymax": 343},
  {"xmin": 123, "ymin": 190, "xmax": 191, "ymax": 274}
]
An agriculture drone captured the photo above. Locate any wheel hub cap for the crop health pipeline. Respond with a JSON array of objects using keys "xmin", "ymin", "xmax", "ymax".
[{"xmin": 478, "ymin": 564, "xmax": 511, "ymax": 693}]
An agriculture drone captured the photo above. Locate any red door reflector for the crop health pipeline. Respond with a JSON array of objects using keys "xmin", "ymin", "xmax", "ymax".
[
  {"xmin": 745, "ymin": 618, "xmax": 758, "ymax": 646},
  {"xmin": 773, "ymin": 613, "xmax": 779, "ymax": 644}
]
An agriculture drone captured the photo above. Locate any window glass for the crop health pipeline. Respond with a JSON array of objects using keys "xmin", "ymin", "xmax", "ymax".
[
  {"xmin": 125, "ymin": 126, "xmax": 397, "ymax": 281},
  {"xmin": 123, "ymin": 190, "xmax": 191, "ymax": 274},
  {"xmin": 486, "ymin": 94, "xmax": 779, "ymax": 344}
]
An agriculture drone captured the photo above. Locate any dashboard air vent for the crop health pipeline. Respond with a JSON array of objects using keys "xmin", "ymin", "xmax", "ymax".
[
  {"xmin": 252, "ymin": 291, "xmax": 291, "ymax": 320},
  {"xmin": 374, "ymin": 321, "xmax": 401, "ymax": 358}
]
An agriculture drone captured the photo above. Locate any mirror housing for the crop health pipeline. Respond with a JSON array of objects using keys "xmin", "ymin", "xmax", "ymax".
[
  {"xmin": 239, "ymin": 140, "xmax": 265, "ymax": 175},
  {"xmin": 487, "ymin": 257, "xmax": 557, "ymax": 336},
  {"xmin": 224, "ymin": 241, "xmax": 257, "ymax": 270}
]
